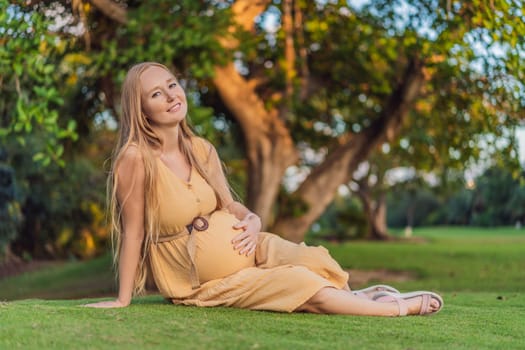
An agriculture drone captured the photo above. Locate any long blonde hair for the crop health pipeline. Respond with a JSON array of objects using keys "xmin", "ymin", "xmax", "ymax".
[{"xmin": 108, "ymin": 62, "xmax": 226, "ymax": 295}]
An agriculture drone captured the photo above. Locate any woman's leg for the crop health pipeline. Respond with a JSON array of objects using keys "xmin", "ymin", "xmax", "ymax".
[
  {"xmin": 256, "ymin": 233, "xmax": 349, "ymax": 289},
  {"xmin": 296, "ymin": 287, "xmax": 440, "ymax": 316}
]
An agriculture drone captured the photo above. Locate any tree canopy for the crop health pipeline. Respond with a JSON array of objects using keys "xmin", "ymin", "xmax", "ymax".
[{"xmin": 1, "ymin": 0, "xmax": 524, "ymax": 253}]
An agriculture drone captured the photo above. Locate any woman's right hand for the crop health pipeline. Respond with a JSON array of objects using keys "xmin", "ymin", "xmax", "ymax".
[{"xmin": 83, "ymin": 299, "xmax": 129, "ymax": 308}]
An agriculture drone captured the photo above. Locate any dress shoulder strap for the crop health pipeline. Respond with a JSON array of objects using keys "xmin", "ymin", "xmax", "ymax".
[{"xmin": 191, "ymin": 137, "xmax": 213, "ymax": 164}]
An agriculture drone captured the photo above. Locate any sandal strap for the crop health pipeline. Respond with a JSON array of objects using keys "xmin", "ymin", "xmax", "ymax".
[{"xmin": 419, "ymin": 294, "xmax": 431, "ymax": 315}]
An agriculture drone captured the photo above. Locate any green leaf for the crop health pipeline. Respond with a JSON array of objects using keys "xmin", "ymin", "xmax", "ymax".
[
  {"xmin": 15, "ymin": 98, "xmax": 27, "ymax": 122},
  {"xmin": 55, "ymin": 144, "xmax": 64, "ymax": 158},
  {"xmin": 42, "ymin": 156, "xmax": 51, "ymax": 167},
  {"xmin": 43, "ymin": 64, "xmax": 55, "ymax": 74},
  {"xmin": 13, "ymin": 122, "xmax": 23, "ymax": 132},
  {"xmin": 67, "ymin": 119, "xmax": 77, "ymax": 131},
  {"xmin": 32, "ymin": 152, "xmax": 46, "ymax": 162},
  {"xmin": 24, "ymin": 121, "xmax": 32, "ymax": 133},
  {"xmin": 13, "ymin": 62, "xmax": 23, "ymax": 76},
  {"xmin": 15, "ymin": 136, "xmax": 26, "ymax": 146}
]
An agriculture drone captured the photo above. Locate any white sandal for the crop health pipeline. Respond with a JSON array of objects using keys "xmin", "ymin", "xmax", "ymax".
[{"xmin": 373, "ymin": 291, "xmax": 444, "ymax": 316}]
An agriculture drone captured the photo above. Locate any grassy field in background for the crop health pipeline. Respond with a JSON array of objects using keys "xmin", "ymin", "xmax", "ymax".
[
  {"xmin": 326, "ymin": 226, "xmax": 525, "ymax": 292},
  {"xmin": 1, "ymin": 226, "xmax": 524, "ymax": 349},
  {"xmin": 0, "ymin": 254, "xmax": 115, "ymax": 300}
]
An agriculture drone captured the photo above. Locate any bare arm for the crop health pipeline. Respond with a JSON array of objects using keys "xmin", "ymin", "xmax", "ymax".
[
  {"xmin": 85, "ymin": 147, "xmax": 145, "ymax": 308},
  {"xmin": 204, "ymin": 142, "xmax": 261, "ymax": 256}
]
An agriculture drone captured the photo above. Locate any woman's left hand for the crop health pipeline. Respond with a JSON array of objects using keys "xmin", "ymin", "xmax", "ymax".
[{"xmin": 232, "ymin": 213, "xmax": 261, "ymax": 256}]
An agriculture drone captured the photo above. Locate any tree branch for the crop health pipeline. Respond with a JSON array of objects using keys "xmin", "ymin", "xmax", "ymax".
[
  {"xmin": 273, "ymin": 56, "xmax": 425, "ymax": 241},
  {"xmin": 306, "ymin": 56, "xmax": 425, "ymax": 201},
  {"xmin": 294, "ymin": 0, "xmax": 310, "ymax": 100},
  {"xmin": 220, "ymin": 0, "xmax": 272, "ymax": 49},
  {"xmin": 231, "ymin": 0, "xmax": 271, "ymax": 31},
  {"xmin": 89, "ymin": 0, "xmax": 127, "ymax": 25},
  {"xmin": 366, "ymin": 56, "xmax": 425, "ymax": 142},
  {"xmin": 213, "ymin": 0, "xmax": 285, "ymax": 133}
]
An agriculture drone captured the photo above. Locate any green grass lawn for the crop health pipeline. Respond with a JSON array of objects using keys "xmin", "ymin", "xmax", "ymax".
[{"xmin": 1, "ymin": 227, "xmax": 524, "ymax": 349}]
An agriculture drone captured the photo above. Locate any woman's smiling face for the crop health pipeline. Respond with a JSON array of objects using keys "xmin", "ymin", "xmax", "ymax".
[{"xmin": 140, "ymin": 66, "xmax": 188, "ymax": 127}]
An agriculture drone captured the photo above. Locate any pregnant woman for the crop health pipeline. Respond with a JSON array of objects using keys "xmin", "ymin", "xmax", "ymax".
[{"xmin": 85, "ymin": 62, "xmax": 443, "ymax": 317}]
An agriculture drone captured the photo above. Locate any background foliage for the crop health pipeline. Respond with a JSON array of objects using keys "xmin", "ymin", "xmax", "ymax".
[{"xmin": 1, "ymin": 0, "xmax": 524, "ymax": 259}]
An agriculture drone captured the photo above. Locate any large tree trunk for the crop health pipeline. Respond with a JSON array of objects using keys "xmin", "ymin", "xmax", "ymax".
[
  {"xmin": 212, "ymin": 64, "xmax": 298, "ymax": 226},
  {"xmin": 212, "ymin": 0, "xmax": 297, "ymax": 226}
]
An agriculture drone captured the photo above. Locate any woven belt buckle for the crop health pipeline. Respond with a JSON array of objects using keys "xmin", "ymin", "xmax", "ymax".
[{"xmin": 192, "ymin": 216, "xmax": 209, "ymax": 231}]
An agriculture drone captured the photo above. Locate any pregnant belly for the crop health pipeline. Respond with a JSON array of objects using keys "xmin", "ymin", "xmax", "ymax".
[{"xmin": 194, "ymin": 210, "xmax": 256, "ymax": 283}]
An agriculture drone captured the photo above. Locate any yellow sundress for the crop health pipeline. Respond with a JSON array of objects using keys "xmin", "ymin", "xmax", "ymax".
[{"xmin": 147, "ymin": 138, "xmax": 349, "ymax": 312}]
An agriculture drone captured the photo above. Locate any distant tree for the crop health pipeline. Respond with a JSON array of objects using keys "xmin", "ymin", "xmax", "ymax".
[
  {"xmin": 471, "ymin": 167, "xmax": 525, "ymax": 226},
  {"xmin": 440, "ymin": 188, "xmax": 476, "ymax": 225},
  {"xmin": 507, "ymin": 185, "xmax": 525, "ymax": 226},
  {"xmin": 385, "ymin": 177, "xmax": 442, "ymax": 229},
  {"xmin": 388, "ymin": 166, "xmax": 525, "ymax": 227}
]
